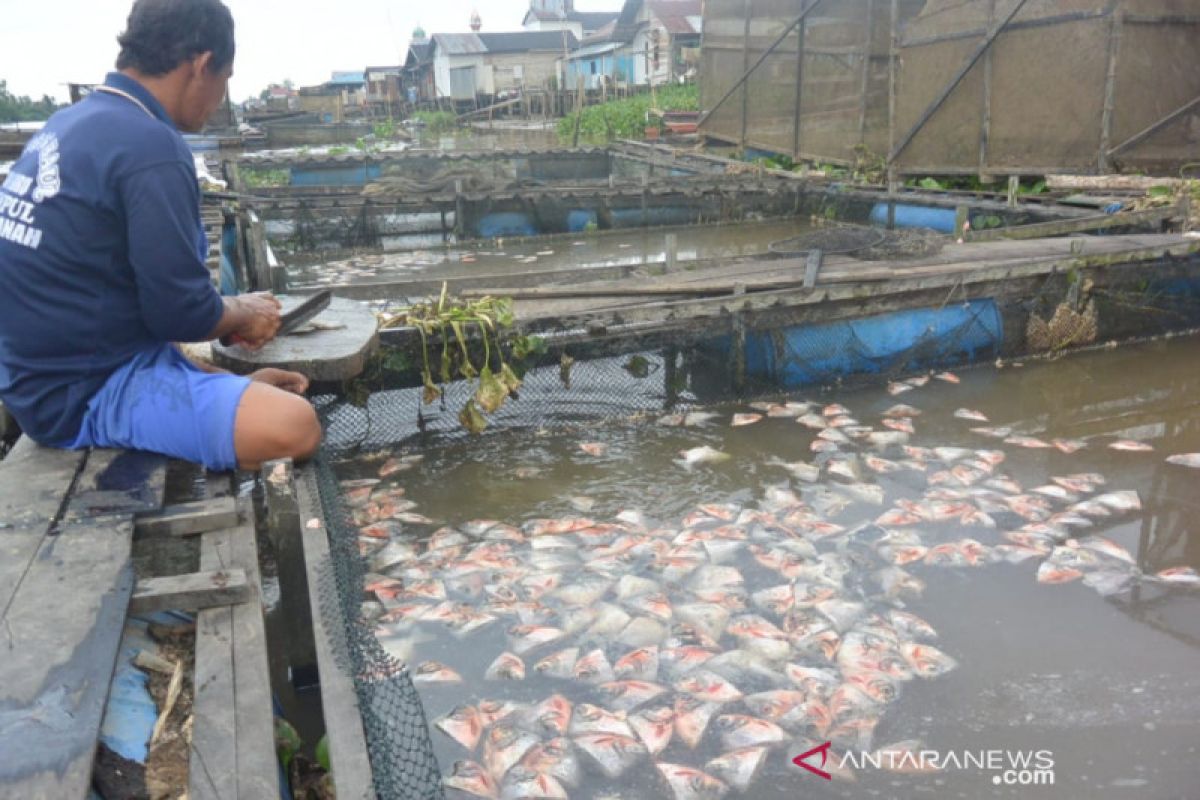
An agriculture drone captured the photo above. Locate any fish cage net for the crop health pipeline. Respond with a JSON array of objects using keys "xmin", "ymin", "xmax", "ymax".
[
  {"xmin": 302, "ymin": 257, "xmax": 1200, "ymax": 799},
  {"xmin": 768, "ymin": 225, "xmax": 946, "ymax": 261},
  {"xmin": 310, "ymin": 456, "xmax": 446, "ymax": 800}
]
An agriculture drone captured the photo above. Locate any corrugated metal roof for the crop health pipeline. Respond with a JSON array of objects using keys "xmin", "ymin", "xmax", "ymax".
[
  {"xmin": 431, "ymin": 30, "xmax": 580, "ymax": 57},
  {"xmin": 431, "ymin": 33, "xmax": 487, "ymax": 56},
  {"xmin": 568, "ymin": 40, "xmax": 621, "ymax": 60},
  {"xmin": 648, "ymin": 0, "xmax": 702, "ymax": 34},
  {"xmin": 477, "ymin": 30, "xmax": 579, "ymax": 53},
  {"xmin": 568, "ymin": 11, "xmax": 621, "ymax": 31}
]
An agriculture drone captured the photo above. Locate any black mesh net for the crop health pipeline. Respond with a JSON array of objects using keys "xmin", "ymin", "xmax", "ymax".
[
  {"xmin": 310, "ymin": 457, "xmax": 446, "ymax": 800},
  {"xmin": 302, "ymin": 253, "xmax": 1200, "ymax": 799}
]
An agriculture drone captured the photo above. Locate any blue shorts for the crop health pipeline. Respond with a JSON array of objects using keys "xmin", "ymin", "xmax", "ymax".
[{"xmin": 71, "ymin": 344, "xmax": 251, "ymax": 471}]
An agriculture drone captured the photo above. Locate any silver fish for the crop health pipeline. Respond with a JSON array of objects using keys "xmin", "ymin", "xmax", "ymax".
[
  {"xmin": 572, "ymin": 732, "xmax": 648, "ymax": 779},
  {"xmin": 656, "ymin": 762, "xmax": 730, "ymax": 800},
  {"xmin": 705, "ymin": 746, "xmax": 768, "ymax": 792}
]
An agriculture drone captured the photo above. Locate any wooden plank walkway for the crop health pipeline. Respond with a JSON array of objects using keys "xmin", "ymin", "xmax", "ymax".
[
  {"xmin": 497, "ymin": 233, "xmax": 1200, "ymax": 329},
  {"xmin": 0, "ymin": 443, "xmax": 165, "ymax": 800},
  {"xmin": 1, "ymin": 441, "xmax": 282, "ymax": 800},
  {"xmin": 190, "ymin": 474, "xmax": 280, "ymax": 800}
]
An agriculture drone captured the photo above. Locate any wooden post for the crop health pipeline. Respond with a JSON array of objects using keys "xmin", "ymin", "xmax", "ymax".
[
  {"xmin": 663, "ymin": 346, "xmax": 680, "ymax": 407},
  {"xmin": 1007, "ymin": 174, "xmax": 1020, "ymax": 208},
  {"xmin": 955, "ymin": 205, "xmax": 970, "ymax": 240},
  {"xmin": 792, "ymin": 12, "xmax": 806, "ymax": 159},
  {"xmin": 454, "ymin": 178, "xmax": 466, "ymax": 239},
  {"xmin": 740, "ymin": 0, "xmax": 752, "ymax": 151},
  {"xmin": 731, "ymin": 308, "xmax": 747, "ymax": 394},
  {"xmin": 665, "ymin": 232, "xmax": 678, "ymax": 271},
  {"xmin": 262, "ymin": 459, "xmax": 318, "ymax": 689},
  {"xmin": 978, "ymin": 0, "xmax": 995, "ymax": 175},
  {"xmin": 572, "ymin": 74, "xmax": 585, "ymax": 148},
  {"xmin": 640, "ymin": 174, "xmax": 650, "ymax": 227},
  {"xmin": 886, "ymin": 0, "xmax": 899, "ymax": 188},
  {"xmin": 857, "ymin": 0, "xmax": 875, "ymax": 145},
  {"xmin": 803, "ymin": 248, "xmax": 824, "ymax": 289},
  {"xmin": 1098, "ymin": 8, "xmax": 1123, "ymax": 172}
]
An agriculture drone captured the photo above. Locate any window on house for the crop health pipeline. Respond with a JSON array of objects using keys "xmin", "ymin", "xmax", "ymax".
[{"xmin": 590, "ymin": 61, "xmax": 597, "ymax": 75}]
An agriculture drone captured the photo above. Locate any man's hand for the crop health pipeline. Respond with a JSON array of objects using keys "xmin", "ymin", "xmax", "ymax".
[
  {"xmin": 229, "ymin": 292, "xmax": 282, "ymax": 350},
  {"xmin": 249, "ymin": 368, "xmax": 310, "ymax": 395}
]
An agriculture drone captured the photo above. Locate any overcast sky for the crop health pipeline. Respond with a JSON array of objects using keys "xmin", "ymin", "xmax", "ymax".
[{"xmin": 1, "ymin": 0, "xmax": 620, "ymax": 104}]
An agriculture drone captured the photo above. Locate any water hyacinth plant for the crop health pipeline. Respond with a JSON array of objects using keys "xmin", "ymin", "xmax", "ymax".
[{"xmin": 379, "ymin": 284, "xmax": 527, "ymax": 434}]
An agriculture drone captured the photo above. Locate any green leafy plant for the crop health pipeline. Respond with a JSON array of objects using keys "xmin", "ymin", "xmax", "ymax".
[
  {"xmin": 373, "ymin": 119, "xmax": 398, "ymax": 140},
  {"xmin": 242, "ymin": 168, "xmax": 290, "ymax": 188},
  {"xmin": 328, "ymin": 145, "xmax": 350, "ymax": 156},
  {"xmin": 379, "ymin": 284, "xmax": 524, "ymax": 434},
  {"xmin": 556, "ymin": 85, "xmax": 698, "ymax": 142},
  {"xmin": 413, "ymin": 110, "xmax": 458, "ymax": 133}
]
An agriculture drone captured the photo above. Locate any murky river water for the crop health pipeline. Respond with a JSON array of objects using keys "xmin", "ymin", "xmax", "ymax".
[
  {"xmin": 288, "ymin": 218, "xmax": 814, "ymax": 292},
  {"xmin": 336, "ymin": 334, "xmax": 1200, "ymax": 799}
]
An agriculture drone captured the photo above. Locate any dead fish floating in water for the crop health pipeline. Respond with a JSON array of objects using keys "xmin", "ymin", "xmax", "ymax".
[
  {"xmin": 579, "ymin": 442, "xmax": 608, "ymax": 457},
  {"xmin": 730, "ymin": 413, "xmax": 763, "ymax": 427},
  {"xmin": 677, "ymin": 446, "xmax": 732, "ymax": 467},
  {"xmin": 1109, "ymin": 439, "xmax": 1154, "ymax": 452},
  {"xmin": 1166, "ymin": 453, "xmax": 1200, "ymax": 468},
  {"xmin": 954, "ymin": 408, "xmax": 988, "ymax": 422},
  {"xmin": 656, "ymin": 762, "xmax": 729, "ymax": 800}
]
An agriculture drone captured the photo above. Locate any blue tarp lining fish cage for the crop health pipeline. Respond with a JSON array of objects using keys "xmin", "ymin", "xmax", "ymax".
[
  {"xmin": 290, "ymin": 164, "xmax": 382, "ymax": 187},
  {"xmin": 740, "ymin": 299, "xmax": 1004, "ymax": 387}
]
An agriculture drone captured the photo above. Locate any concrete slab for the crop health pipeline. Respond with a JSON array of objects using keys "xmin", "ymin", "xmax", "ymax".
[{"xmin": 212, "ymin": 296, "xmax": 379, "ymax": 382}]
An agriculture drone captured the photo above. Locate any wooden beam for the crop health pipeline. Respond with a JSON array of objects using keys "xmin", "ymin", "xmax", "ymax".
[
  {"xmin": 459, "ymin": 269, "xmax": 895, "ymax": 299},
  {"xmin": 262, "ymin": 459, "xmax": 317, "ymax": 686},
  {"xmin": 131, "ymin": 569, "xmax": 249, "ymax": 614},
  {"xmin": 134, "ymin": 496, "xmax": 241, "ymax": 538},
  {"xmin": 0, "ymin": 518, "xmax": 135, "ymax": 799},
  {"xmin": 803, "ymin": 249, "xmax": 824, "ymax": 289},
  {"xmin": 189, "ymin": 498, "xmax": 279, "ymax": 800},
  {"xmin": 1098, "ymin": 9, "xmax": 1123, "ymax": 171},
  {"xmin": 547, "ymin": 236, "xmax": 1200, "ymax": 330},
  {"xmin": 296, "ymin": 468, "xmax": 377, "ymax": 800},
  {"xmin": 1046, "ymin": 175, "xmax": 1187, "ymax": 191},
  {"xmin": 1107, "ymin": 92, "xmax": 1200, "ymax": 158},
  {"xmin": 967, "ymin": 205, "xmax": 1177, "ymax": 242},
  {"xmin": 889, "ymin": 0, "xmax": 1031, "ymax": 164}
]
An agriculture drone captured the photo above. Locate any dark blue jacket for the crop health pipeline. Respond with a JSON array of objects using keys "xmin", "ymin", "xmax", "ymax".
[{"xmin": 0, "ymin": 73, "xmax": 224, "ymax": 446}]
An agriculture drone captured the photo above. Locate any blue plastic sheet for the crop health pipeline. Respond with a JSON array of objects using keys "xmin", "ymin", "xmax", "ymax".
[{"xmin": 741, "ymin": 299, "xmax": 1004, "ymax": 388}]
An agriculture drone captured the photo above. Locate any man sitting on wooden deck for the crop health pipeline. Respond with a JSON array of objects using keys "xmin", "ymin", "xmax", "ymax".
[{"xmin": 0, "ymin": 0, "xmax": 321, "ymax": 471}]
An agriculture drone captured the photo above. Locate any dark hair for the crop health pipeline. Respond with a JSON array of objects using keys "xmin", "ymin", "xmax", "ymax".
[{"xmin": 116, "ymin": 0, "xmax": 235, "ymax": 76}]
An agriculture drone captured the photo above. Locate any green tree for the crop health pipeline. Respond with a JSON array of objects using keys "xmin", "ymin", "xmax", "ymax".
[{"xmin": 0, "ymin": 80, "xmax": 63, "ymax": 123}]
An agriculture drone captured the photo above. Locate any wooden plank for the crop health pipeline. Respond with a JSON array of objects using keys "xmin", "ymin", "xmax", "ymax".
[
  {"xmin": 63, "ymin": 448, "xmax": 167, "ymax": 522},
  {"xmin": 190, "ymin": 530, "xmax": 237, "ymax": 800},
  {"xmin": 966, "ymin": 206, "xmax": 1176, "ymax": 242},
  {"xmin": 0, "ymin": 517, "xmax": 135, "ymax": 800},
  {"xmin": 296, "ymin": 468, "xmax": 376, "ymax": 800},
  {"xmin": 525, "ymin": 237, "xmax": 1200, "ymax": 330},
  {"xmin": 0, "ymin": 440, "xmax": 86, "ymax": 614},
  {"xmin": 130, "ymin": 569, "xmax": 249, "ymax": 614},
  {"xmin": 134, "ymin": 497, "xmax": 241, "ymax": 539},
  {"xmin": 1046, "ymin": 175, "xmax": 1186, "ymax": 191},
  {"xmin": 803, "ymin": 249, "xmax": 824, "ymax": 290},
  {"xmin": 190, "ymin": 500, "xmax": 280, "ymax": 800},
  {"xmin": 262, "ymin": 459, "xmax": 317, "ymax": 685},
  {"xmin": 228, "ymin": 499, "xmax": 283, "ymax": 799}
]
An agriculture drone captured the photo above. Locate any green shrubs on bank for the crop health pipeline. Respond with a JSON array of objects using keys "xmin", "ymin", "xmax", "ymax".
[
  {"xmin": 412, "ymin": 110, "xmax": 458, "ymax": 133},
  {"xmin": 557, "ymin": 85, "xmax": 698, "ymax": 142}
]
